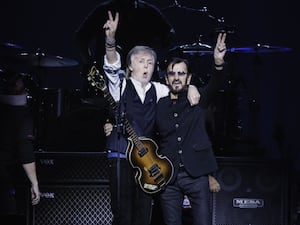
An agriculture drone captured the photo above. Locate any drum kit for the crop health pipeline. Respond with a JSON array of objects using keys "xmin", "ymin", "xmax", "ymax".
[
  {"xmin": 0, "ymin": 44, "xmax": 80, "ymax": 110},
  {"xmin": 0, "ymin": 42, "xmax": 81, "ymax": 149},
  {"xmin": 0, "ymin": 43, "xmax": 78, "ymax": 69},
  {"xmin": 170, "ymin": 41, "xmax": 292, "ymax": 56},
  {"xmin": 0, "ymin": 37, "xmax": 292, "ymax": 151}
]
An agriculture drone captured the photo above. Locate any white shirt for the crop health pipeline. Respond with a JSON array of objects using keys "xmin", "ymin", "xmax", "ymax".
[
  {"xmin": 103, "ymin": 52, "xmax": 169, "ymax": 103},
  {"xmin": 0, "ymin": 93, "xmax": 28, "ymax": 106}
]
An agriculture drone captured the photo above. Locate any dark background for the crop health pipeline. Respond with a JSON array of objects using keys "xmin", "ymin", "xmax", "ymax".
[{"xmin": 1, "ymin": 0, "xmax": 299, "ymax": 169}]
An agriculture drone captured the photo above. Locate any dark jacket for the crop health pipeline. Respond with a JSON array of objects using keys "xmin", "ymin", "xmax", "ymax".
[{"xmin": 156, "ymin": 68, "xmax": 225, "ymax": 183}]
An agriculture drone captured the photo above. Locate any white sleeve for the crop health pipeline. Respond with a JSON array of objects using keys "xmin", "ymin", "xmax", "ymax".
[
  {"xmin": 152, "ymin": 81, "xmax": 170, "ymax": 102},
  {"xmin": 103, "ymin": 52, "xmax": 126, "ymax": 101}
]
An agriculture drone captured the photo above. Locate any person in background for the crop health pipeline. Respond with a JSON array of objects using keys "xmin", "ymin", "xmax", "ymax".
[
  {"xmin": 155, "ymin": 32, "xmax": 226, "ymax": 225},
  {"xmin": 0, "ymin": 70, "xmax": 40, "ymax": 217},
  {"xmin": 101, "ymin": 10, "xmax": 199, "ymax": 225}
]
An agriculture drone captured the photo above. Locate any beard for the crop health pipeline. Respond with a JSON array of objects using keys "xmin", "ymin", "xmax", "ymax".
[{"xmin": 169, "ymin": 81, "xmax": 188, "ymax": 95}]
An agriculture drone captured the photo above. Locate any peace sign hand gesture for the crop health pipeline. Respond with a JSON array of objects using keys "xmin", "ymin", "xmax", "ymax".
[
  {"xmin": 103, "ymin": 10, "xmax": 119, "ymax": 40},
  {"xmin": 214, "ymin": 33, "xmax": 227, "ymax": 67}
]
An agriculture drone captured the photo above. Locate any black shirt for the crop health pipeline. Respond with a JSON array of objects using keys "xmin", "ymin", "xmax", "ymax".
[
  {"xmin": 0, "ymin": 103, "xmax": 35, "ymax": 167},
  {"xmin": 155, "ymin": 68, "xmax": 225, "ymax": 180}
]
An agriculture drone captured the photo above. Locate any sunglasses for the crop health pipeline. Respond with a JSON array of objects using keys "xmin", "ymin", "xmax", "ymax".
[{"xmin": 167, "ymin": 71, "xmax": 187, "ymax": 76}]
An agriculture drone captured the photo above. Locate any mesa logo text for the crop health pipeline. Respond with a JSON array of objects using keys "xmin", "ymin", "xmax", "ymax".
[{"xmin": 233, "ymin": 198, "xmax": 264, "ymax": 208}]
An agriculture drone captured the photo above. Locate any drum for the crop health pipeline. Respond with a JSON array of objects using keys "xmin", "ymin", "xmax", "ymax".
[
  {"xmin": 29, "ymin": 88, "xmax": 80, "ymax": 148},
  {"xmin": 43, "ymin": 104, "xmax": 108, "ymax": 151}
]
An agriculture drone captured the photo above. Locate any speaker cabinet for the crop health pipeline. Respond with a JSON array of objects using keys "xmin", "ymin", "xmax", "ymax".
[
  {"xmin": 31, "ymin": 185, "xmax": 113, "ymax": 225},
  {"xmin": 213, "ymin": 157, "xmax": 289, "ymax": 225},
  {"xmin": 30, "ymin": 152, "xmax": 113, "ymax": 225},
  {"xmin": 34, "ymin": 151, "xmax": 109, "ymax": 184}
]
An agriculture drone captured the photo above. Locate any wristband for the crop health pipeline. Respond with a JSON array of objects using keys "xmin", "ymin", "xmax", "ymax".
[
  {"xmin": 105, "ymin": 37, "xmax": 116, "ymax": 45},
  {"xmin": 214, "ymin": 62, "xmax": 225, "ymax": 68}
]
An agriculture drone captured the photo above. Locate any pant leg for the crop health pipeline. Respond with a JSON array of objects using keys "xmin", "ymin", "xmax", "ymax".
[
  {"xmin": 0, "ymin": 171, "xmax": 17, "ymax": 215},
  {"xmin": 109, "ymin": 158, "xmax": 134, "ymax": 225},
  {"xmin": 159, "ymin": 180, "xmax": 184, "ymax": 225},
  {"xmin": 132, "ymin": 187, "xmax": 153, "ymax": 225},
  {"xmin": 160, "ymin": 169, "xmax": 211, "ymax": 225},
  {"xmin": 179, "ymin": 172, "xmax": 211, "ymax": 225},
  {"xmin": 108, "ymin": 157, "xmax": 153, "ymax": 225}
]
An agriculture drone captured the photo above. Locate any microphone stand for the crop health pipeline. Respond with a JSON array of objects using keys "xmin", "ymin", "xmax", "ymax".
[
  {"xmin": 162, "ymin": 0, "xmax": 208, "ymax": 13},
  {"xmin": 162, "ymin": 0, "xmax": 235, "ymax": 34},
  {"xmin": 115, "ymin": 71, "xmax": 125, "ymax": 218}
]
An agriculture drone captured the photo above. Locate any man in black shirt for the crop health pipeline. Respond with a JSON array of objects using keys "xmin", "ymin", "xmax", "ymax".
[
  {"xmin": 155, "ymin": 32, "xmax": 226, "ymax": 225},
  {"xmin": 0, "ymin": 70, "xmax": 40, "ymax": 215}
]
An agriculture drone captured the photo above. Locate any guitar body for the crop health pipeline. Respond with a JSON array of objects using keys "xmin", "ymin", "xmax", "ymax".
[{"xmin": 126, "ymin": 137, "xmax": 174, "ymax": 194}]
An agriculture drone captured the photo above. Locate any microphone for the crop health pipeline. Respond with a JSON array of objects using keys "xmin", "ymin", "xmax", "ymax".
[
  {"xmin": 118, "ymin": 70, "xmax": 125, "ymax": 80},
  {"xmin": 118, "ymin": 70, "xmax": 126, "ymax": 88}
]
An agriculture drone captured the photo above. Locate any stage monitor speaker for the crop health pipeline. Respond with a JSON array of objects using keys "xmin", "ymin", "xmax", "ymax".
[
  {"xmin": 31, "ymin": 184, "xmax": 113, "ymax": 225},
  {"xmin": 213, "ymin": 157, "xmax": 289, "ymax": 225},
  {"xmin": 34, "ymin": 151, "xmax": 109, "ymax": 184}
]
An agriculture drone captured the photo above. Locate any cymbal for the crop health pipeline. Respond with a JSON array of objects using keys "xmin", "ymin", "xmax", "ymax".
[
  {"xmin": 228, "ymin": 44, "xmax": 292, "ymax": 54},
  {"xmin": 1, "ymin": 52, "xmax": 79, "ymax": 68},
  {"xmin": 0, "ymin": 42, "xmax": 23, "ymax": 50},
  {"xmin": 0, "ymin": 42, "xmax": 23, "ymax": 60},
  {"xmin": 170, "ymin": 42, "xmax": 213, "ymax": 56}
]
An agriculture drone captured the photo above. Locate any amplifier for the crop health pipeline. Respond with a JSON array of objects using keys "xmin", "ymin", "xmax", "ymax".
[
  {"xmin": 212, "ymin": 157, "xmax": 289, "ymax": 225},
  {"xmin": 34, "ymin": 151, "xmax": 109, "ymax": 184},
  {"xmin": 151, "ymin": 157, "xmax": 290, "ymax": 225},
  {"xmin": 31, "ymin": 184, "xmax": 113, "ymax": 225}
]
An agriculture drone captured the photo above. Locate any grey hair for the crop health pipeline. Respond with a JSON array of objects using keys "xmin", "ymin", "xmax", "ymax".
[{"xmin": 125, "ymin": 46, "xmax": 157, "ymax": 78}]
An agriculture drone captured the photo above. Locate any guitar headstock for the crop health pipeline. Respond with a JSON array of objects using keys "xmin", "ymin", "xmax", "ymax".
[{"xmin": 87, "ymin": 65, "xmax": 107, "ymax": 92}]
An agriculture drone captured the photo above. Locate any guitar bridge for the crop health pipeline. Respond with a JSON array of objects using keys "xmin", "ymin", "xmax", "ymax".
[{"xmin": 154, "ymin": 174, "xmax": 166, "ymax": 187}]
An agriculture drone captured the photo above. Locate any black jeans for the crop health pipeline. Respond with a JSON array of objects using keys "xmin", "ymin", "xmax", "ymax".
[
  {"xmin": 108, "ymin": 157, "xmax": 153, "ymax": 225},
  {"xmin": 160, "ymin": 169, "xmax": 211, "ymax": 225},
  {"xmin": 0, "ymin": 171, "xmax": 17, "ymax": 215}
]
